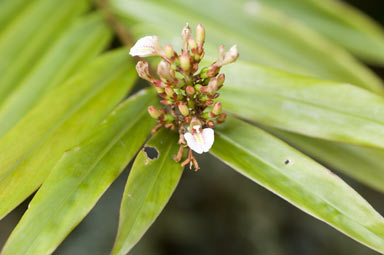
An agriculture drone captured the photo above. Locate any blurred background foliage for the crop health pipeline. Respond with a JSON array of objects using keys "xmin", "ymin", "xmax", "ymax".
[{"xmin": 1, "ymin": 0, "xmax": 384, "ymax": 254}]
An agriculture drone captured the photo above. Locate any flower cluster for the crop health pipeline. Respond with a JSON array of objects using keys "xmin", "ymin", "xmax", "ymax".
[{"xmin": 130, "ymin": 24, "xmax": 239, "ymax": 170}]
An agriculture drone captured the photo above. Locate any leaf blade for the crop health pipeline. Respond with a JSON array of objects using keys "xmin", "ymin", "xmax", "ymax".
[
  {"xmin": 112, "ymin": 128, "xmax": 183, "ymax": 255},
  {"xmin": 211, "ymin": 116, "xmax": 384, "ymax": 253},
  {"xmin": 220, "ymin": 60, "xmax": 384, "ymax": 149},
  {"xmin": 1, "ymin": 90, "xmax": 156, "ymax": 255},
  {"xmin": 0, "ymin": 49, "xmax": 135, "ymax": 219}
]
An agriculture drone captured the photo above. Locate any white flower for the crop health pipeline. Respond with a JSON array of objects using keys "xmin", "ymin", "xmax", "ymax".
[
  {"xmin": 129, "ymin": 36, "xmax": 161, "ymax": 57},
  {"xmin": 184, "ymin": 126, "xmax": 214, "ymax": 154}
]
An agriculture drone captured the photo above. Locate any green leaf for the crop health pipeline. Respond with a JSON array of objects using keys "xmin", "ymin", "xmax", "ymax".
[
  {"xmin": 111, "ymin": 0, "xmax": 384, "ymax": 93},
  {"xmin": 0, "ymin": 13, "xmax": 112, "ymax": 137},
  {"xmin": 0, "ymin": 0, "xmax": 33, "ymax": 33},
  {"xmin": 258, "ymin": 0, "xmax": 384, "ymax": 65},
  {"xmin": 211, "ymin": 116, "xmax": 384, "ymax": 253},
  {"xmin": 1, "ymin": 90, "xmax": 156, "ymax": 255},
  {"xmin": 267, "ymin": 128, "xmax": 384, "ymax": 193},
  {"xmin": 0, "ymin": 49, "xmax": 135, "ymax": 219},
  {"xmin": 112, "ymin": 128, "xmax": 183, "ymax": 255},
  {"xmin": 0, "ymin": 0, "xmax": 88, "ymax": 102},
  {"xmin": 220, "ymin": 60, "xmax": 384, "ymax": 149}
]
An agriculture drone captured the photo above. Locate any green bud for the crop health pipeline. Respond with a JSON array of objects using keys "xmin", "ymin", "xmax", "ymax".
[
  {"xmin": 147, "ymin": 106, "xmax": 161, "ymax": 119},
  {"xmin": 179, "ymin": 54, "xmax": 191, "ymax": 72},
  {"xmin": 178, "ymin": 102, "xmax": 189, "ymax": 116},
  {"xmin": 165, "ymin": 86, "xmax": 174, "ymax": 97},
  {"xmin": 164, "ymin": 44, "xmax": 176, "ymax": 59},
  {"xmin": 196, "ymin": 24, "xmax": 205, "ymax": 48},
  {"xmin": 212, "ymin": 101, "xmax": 222, "ymax": 115}
]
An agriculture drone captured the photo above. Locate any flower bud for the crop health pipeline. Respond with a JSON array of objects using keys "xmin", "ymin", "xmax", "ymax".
[
  {"xmin": 161, "ymin": 99, "xmax": 173, "ymax": 105},
  {"xmin": 181, "ymin": 23, "xmax": 191, "ymax": 52},
  {"xmin": 179, "ymin": 53, "xmax": 191, "ymax": 72},
  {"xmin": 186, "ymin": 85, "xmax": 195, "ymax": 95},
  {"xmin": 188, "ymin": 38, "xmax": 198, "ymax": 52},
  {"xmin": 217, "ymin": 113, "xmax": 227, "ymax": 123},
  {"xmin": 206, "ymin": 120, "xmax": 215, "ymax": 128},
  {"xmin": 157, "ymin": 60, "xmax": 175, "ymax": 82},
  {"xmin": 212, "ymin": 101, "xmax": 222, "ymax": 115},
  {"xmin": 165, "ymin": 86, "xmax": 175, "ymax": 97},
  {"xmin": 199, "ymin": 85, "xmax": 207, "ymax": 94},
  {"xmin": 207, "ymin": 78, "xmax": 219, "ymax": 95},
  {"xmin": 217, "ymin": 73, "xmax": 225, "ymax": 87},
  {"xmin": 220, "ymin": 44, "xmax": 239, "ymax": 66},
  {"xmin": 178, "ymin": 102, "xmax": 189, "ymax": 116},
  {"xmin": 136, "ymin": 61, "xmax": 153, "ymax": 82},
  {"xmin": 164, "ymin": 44, "xmax": 176, "ymax": 59},
  {"xmin": 148, "ymin": 106, "xmax": 161, "ymax": 119},
  {"xmin": 196, "ymin": 24, "xmax": 205, "ymax": 48}
]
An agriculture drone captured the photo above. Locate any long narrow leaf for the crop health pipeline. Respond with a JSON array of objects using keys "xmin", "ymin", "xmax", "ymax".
[
  {"xmin": 220, "ymin": 60, "xmax": 384, "ymax": 149},
  {"xmin": 211, "ymin": 117, "xmax": 384, "ymax": 253},
  {"xmin": 0, "ymin": 0, "xmax": 88, "ymax": 102},
  {"xmin": 2, "ymin": 90, "xmax": 156, "ymax": 255},
  {"xmin": 268, "ymin": 128, "xmax": 384, "ymax": 193},
  {"xmin": 112, "ymin": 128, "xmax": 183, "ymax": 255},
  {"xmin": 0, "ymin": 13, "xmax": 112, "ymax": 137},
  {"xmin": 0, "ymin": 49, "xmax": 135, "ymax": 219},
  {"xmin": 259, "ymin": 0, "xmax": 384, "ymax": 65}
]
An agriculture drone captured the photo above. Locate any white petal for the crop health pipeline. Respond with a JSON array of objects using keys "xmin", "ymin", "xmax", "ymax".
[
  {"xmin": 129, "ymin": 36, "xmax": 159, "ymax": 57},
  {"xmin": 184, "ymin": 132, "xmax": 204, "ymax": 154},
  {"xmin": 202, "ymin": 128, "xmax": 214, "ymax": 152}
]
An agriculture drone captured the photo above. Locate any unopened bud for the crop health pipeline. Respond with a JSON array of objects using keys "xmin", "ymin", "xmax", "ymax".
[
  {"xmin": 186, "ymin": 85, "xmax": 195, "ymax": 95},
  {"xmin": 161, "ymin": 99, "xmax": 173, "ymax": 105},
  {"xmin": 181, "ymin": 23, "xmax": 191, "ymax": 52},
  {"xmin": 199, "ymin": 85, "xmax": 207, "ymax": 94},
  {"xmin": 207, "ymin": 78, "xmax": 219, "ymax": 95},
  {"xmin": 220, "ymin": 44, "xmax": 239, "ymax": 66},
  {"xmin": 217, "ymin": 113, "xmax": 227, "ymax": 123},
  {"xmin": 178, "ymin": 102, "xmax": 189, "ymax": 116},
  {"xmin": 212, "ymin": 101, "xmax": 222, "ymax": 115},
  {"xmin": 188, "ymin": 38, "xmax": 198, "ymax": 52},
  {"xmin": 164, "ymin": 44, "xmax": 176, "ymax": 59},
  {"xmin": 217, "ymin": 73, "xmax": 225, "ymax": 87},
  {"xmin": 206, "ymin": 120, "xmax": 215, "ymax": 128},
  {"xmin": 148, "ymin": 106, "xmax": 161, "ymax": 119},
  {"xmin": 136, "ymin": 61, "xmax": 153, "ymax": 82},
  {"xmin": 157, "ymin": 60, "xmax": 175, "ymax": 82},
  {"xmin": 196, "ymin": 24, "xmax": 205, "ymax": 48},
  {"xmin": 179, "ymin": 53, "xmax": 191, "ymax": 72},
  {"xmin": 165, "ymin": 86, "xmax": 174, "ymax": 97}
]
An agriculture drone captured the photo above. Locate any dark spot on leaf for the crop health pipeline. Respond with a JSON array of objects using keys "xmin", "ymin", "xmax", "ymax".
[
  {"xmin": 144, "ymin": 146, "xmax": 159, "ymax": 160},
  {"xmin": 284, "ymin": 159, "xmax": 291, "ymax": 165}
]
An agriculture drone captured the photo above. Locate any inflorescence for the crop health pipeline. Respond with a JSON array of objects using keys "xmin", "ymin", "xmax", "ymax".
[{"xmin": 130, "ymin": 23, "xmax": 239, "ymax": 170}]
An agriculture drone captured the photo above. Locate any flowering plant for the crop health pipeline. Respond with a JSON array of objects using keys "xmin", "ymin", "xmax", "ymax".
[
  {"xmin": 1, "ymin": 0, "xmax": 384, "ymax": 254},
  {"xmin": 130, "ymin": 24, "xmax": 238, "ymax": 169}
]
